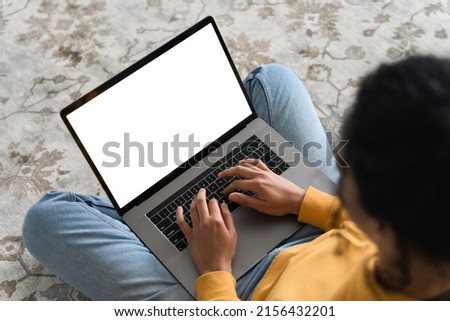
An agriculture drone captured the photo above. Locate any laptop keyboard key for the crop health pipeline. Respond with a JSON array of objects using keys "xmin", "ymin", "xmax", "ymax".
[
  {"xmin": 176, "ymin": 240, "xmax": 188, "ymax": 251},
  {"xmin": 163, "ymin": 223, "xmax": 179, "ymax": 238},
  {"xmin": 157, "ymin": 217, "xmax": 172, "ymax": 232},
  {"xmin": 227, "ymin": 201, "xmax": 240, "ymax": 212},
  {"xmin": 169, "ymin": 230, "xmax": 185, "ymax": 245},
  {"xmin": 149, "ymin": 213, "xmax": 162, "ymax": 225}
]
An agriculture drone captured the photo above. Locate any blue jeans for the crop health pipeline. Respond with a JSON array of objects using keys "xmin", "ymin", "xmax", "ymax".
[{"xmin": 23, "ymin": 64, "xmax": 339, "ymax": 300}]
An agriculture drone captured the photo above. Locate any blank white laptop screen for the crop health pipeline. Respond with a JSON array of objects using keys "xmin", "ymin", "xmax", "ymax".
[{"xmin": 66, "ymin": 24, "xmax": 252, "ymax": 208}]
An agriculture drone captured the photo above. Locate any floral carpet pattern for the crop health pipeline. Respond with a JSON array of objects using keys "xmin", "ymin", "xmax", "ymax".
[{"xmin": 1, "ymin": 0, "xmax": 449, "ymax": 300}]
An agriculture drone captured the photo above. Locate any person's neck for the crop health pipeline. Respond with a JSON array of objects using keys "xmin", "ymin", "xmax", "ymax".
[{"xmin": 375, "ymin": 255, "xmax": 450, "ymax": 300}]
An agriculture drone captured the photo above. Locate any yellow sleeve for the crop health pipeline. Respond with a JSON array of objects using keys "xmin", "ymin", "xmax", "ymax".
[
  {"xmin": 195, "ymin": 271, "xmax": 240, "ymax": 301},
  {"xmin": 298, "ymin": 187, "xmax": 348, "ymax": 231}
]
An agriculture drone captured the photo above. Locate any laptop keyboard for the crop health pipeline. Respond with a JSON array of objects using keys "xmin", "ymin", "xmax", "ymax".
[{"xmin": 145, "ymin": 135, "xmax": 290, "ymax": 251}]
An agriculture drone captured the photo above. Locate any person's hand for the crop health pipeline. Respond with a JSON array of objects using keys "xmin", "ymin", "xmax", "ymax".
[
  {"xmin": 176, "ymin": 188, "xmax": 237, "ymax": 275},
  {"xmin": 220, "ymin": 158, "xmax": 305, "ymax": 216}
]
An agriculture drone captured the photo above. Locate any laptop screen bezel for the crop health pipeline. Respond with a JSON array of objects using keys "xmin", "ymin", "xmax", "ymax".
[{"xmin": 60, "ymin": 16, "xmax": 257, "ymax": 215}]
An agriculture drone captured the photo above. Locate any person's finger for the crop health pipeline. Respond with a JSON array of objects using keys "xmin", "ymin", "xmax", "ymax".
[
  {"xmin": 228, "ymin": 192, "xmax": 264, "ymax": 211},
  {"xmin": 220, "ymin": 202, "xmax": 236, "ymax": 233},
  {"xmin": 190, "ymin": 195, "xmax": 199, "ymax": 226},
  {"xmin": 207, "ymin": 197, "xmax": 221, "ymax": 218},
  {"xmin": 222, "ymin": 178, "xmax": 257, "ymax": 196},
  {"xmin": 239, "ymin": 158, "xmax": 269, "ymax": 171},
  {"xmin": 218, "ymin": 164, "xmax": 259, "ymax": 180},
  {"xmin": 176, "ymin": 206, "xmax": 191, "ymax": 239},
  {"xmin": 195, "ymin": 188, "xmax": 210, "ymax": 221}
]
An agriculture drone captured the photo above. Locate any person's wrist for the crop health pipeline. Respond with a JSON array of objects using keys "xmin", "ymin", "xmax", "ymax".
[
  {"xmin": 199, "ymin": 262, "xmax": 232, "ymax": 275},
  {"xmin": 289, "ymin": 188, "xmax": 305, "ymax": 215}
]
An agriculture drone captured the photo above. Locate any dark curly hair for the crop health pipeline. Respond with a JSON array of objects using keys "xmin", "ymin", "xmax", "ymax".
[{"xmin": 341, "ymin": 55, "xmax": 450, "ymax": 261}]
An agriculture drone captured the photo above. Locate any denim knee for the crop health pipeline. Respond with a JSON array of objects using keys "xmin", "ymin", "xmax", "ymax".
[
  {"xmin": 244, "ymin": 63, "xmax": 308, "ymax": 124},
  {"xmin": 22, "ymin": 190, "xmax": 73, "ymax": 255}
]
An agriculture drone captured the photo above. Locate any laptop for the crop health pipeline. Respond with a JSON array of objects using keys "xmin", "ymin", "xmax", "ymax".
[{"xmin": 60, "ymin": 16, "xmax": 336, "ymax": 298}]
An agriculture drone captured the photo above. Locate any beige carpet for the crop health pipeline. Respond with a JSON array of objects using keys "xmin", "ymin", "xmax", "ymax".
[{"xmin": 1, "ymin": 0, "xmax": 449, "ymax": 300}]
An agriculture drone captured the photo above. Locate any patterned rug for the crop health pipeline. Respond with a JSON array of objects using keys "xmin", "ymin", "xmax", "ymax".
[{"xmin": 1, "ymin": 0, "xmax": 449, "ymax": 300}]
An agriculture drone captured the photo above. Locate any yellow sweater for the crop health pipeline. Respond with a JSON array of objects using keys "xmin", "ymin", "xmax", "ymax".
[{"xmin": 195, "ymin": 187, "xmax": 415, "ymax": 300}]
